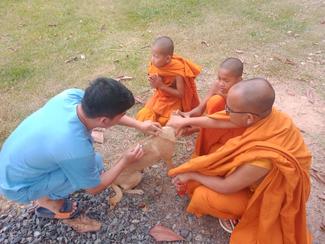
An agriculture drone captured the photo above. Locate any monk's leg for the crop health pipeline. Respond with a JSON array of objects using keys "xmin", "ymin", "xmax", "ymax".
[
  {"xmin": 187, "ymin": 185, "xmax": 250, "ymax": 220},
  {"xmin": 136, "ymin": 106, "xmax": 157, "ymax": 122}
]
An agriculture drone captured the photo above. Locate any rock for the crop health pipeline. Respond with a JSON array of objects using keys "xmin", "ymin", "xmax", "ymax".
[
  {"xmin": 195, "ymin": 234, "xmax": 203, "ymax": 241},
  {"xmin": 33, "ymin": 231, "xmax": 41, "ymax": 238},
  {"xmin": 180, "ymin": 229, "xmax": 190, "ymax": 238},
  {"xmin": 94, "ymin": 239, "xmax": 101, "ymax": 244}
]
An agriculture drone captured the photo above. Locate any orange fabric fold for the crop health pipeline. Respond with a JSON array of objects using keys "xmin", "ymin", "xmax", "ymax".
[
  {"xmin": 136, "ymin": 55, "xmax": 201, "ymax": 125},
  {"xmin": 169, "ymin": 108, "xmax": 312, "ymax": 244},
  {"xmin": 195, "ymin": 95, "xmax": 245, "ymax": 156}
]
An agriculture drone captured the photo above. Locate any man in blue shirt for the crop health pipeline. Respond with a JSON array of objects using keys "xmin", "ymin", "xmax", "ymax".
[{"xmin": 0, "ymin": 77, "xmax": 160, "ymax": 219}]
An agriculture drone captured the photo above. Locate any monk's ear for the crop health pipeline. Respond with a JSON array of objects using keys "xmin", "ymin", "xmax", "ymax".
[
  {"xmin": 246, "ymin": 114, "xmax": 255, "ymax": 126},
  {"xmin": 166, "ymin": 55, "xmax": 172, "ymax": 63}
]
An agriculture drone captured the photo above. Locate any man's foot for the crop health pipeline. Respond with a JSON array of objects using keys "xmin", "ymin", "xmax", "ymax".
[
  {"xmin": 218, "ymin": 218, "xmax": 238, "ymax": 233},
  {"xmin": 35, "ymin": 198, "xmax": 78, "ymax": 219}
]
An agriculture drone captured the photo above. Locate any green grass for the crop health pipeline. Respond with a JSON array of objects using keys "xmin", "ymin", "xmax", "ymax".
[{"xmin": 0, "ymin": 0, "xmax": 324, "ymax": 144}]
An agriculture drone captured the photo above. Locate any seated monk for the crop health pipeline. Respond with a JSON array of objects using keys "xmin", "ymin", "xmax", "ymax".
[
  {"xmin": 168, "ymin": 78, "xmax": 312, "ymax": 244},
  {"xmin": 136, "ymin": 36, "xmax": 201, "ymax": 126},
  {"xmin": 178, "ymin": 57, "xmax": 244, "ymax": 156}
]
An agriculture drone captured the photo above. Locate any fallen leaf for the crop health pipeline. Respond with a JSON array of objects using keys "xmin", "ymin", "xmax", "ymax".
[
  {"xmin": 201, "ymin": 40, "xmax": 210, "ymax": 47},
  {"xmin": 318, "ymin": 194, "xmax": 325, "ymax": 201},
  {"xmin": 185, "ymin": 141, "xmax": 193, "ymax": 152},
  {"xmin": 91, "ymin": 130, "xmax": 104, "ymax": 144},
  {"xmin": 273, "ymin": 56, "xmax": 282, "ymax": 62},
  {"xmin": 65, "ymin": 56, "xmax": 78, "ymax": 63},
  {"xmin": 141, "ymin": 45, "xmax": 151, "ymax": 49},
  {"xmin": 100, "ymin": 24, "xmax": 106, "ymax": 32},
  {"xmin": 48, "ymin": 24, "xmax": 57, "ymax": 27},
  {"xmin": 310, "ymin": 168, "xmax": 325, "ymax": 184},
  {"xmin": 317, "ymin": 172, "xmax": 325, "ymax": 184},
  {"xmin": 321, "ymin": 219, "xmax": 325, "ymax": 231},
  {"xmin": 286, "ymin": 89, "xmax": 295, "ymax": 96},
  {"xmin": 149, "ymin": 224, "xmax": 184, "ymax": 242},
  {"xmin": 63, "ymin": 215, "xmax": 101, "ymax": 233},
  {"xmin": 284, "ymin": 58, "xmax": 296, "ymax": 66},
  {"xmin": 138, "ymin": 203, "xmax": 146, "ymax": 208},
  {"xmin": 306, "ymin": 89, "xmax": 315, "ymax": 104},
  {"xmin": 116, "ymin": 75, "xmax": 134, "ymax": 81},
  {"xmin": 134, "ymin": 96, "xmax": 145, "ymax": 104}
]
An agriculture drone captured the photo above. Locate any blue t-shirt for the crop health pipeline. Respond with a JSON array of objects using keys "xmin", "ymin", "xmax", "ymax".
[{"xmin": 0, "ymin": 89, "xmax": 101, "ymax": 192}]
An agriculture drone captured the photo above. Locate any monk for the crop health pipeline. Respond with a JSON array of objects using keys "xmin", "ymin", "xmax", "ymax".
[
  {"xmin": 168, "ymin": 78, "xmax": 312, "ymax": 244},
  {"xmin": 181, "ymin": 57, "xmax": 243, "ymax": 118},
  {"xmin": 177, "ymin": 57, "xmax": 244, "ymax": 156},
  {"xmin": 136, "ymin": 36, "xmax": 201, "ymax": 125}
]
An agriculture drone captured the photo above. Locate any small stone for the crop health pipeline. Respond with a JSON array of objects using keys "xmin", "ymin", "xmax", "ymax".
[
  {"xmin": 129, "ymin": 224, "xmax": 136, "ymax": 232},
  {"xmin": 180, "ymin": 229, "xmax": 190, "ymax": 238},
  {"xmin": 94, "ymin": 239, "xmax": 101, "ymax": 244},
  {"xmin": 195, "ymin": 234, "xmax": 203, "ymax": 241},
  {"xmin": 33, "ymin": 231, "xmax": 41, "ymax": 238}
]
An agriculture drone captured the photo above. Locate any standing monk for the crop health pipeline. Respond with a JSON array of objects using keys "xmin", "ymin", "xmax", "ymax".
[
  {"xmin": 136, "ymin": 36, "xmax": 201, "ymax": 125},
  {"xmin": 169, "ymin": 78, "xmax": 312, "ymax": 244}
]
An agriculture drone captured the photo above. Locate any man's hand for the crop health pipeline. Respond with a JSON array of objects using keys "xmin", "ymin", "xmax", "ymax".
[
  {"xmin": 121, "ymin": 144, "xmax": 144, "ymax": 166},
  {"xmin": 148, "ymin": 74, "xmax": 164, "ymax": 89},
  {"xmin": 139, "ymin": 120, "xmax": 162, "ymax": 136}
]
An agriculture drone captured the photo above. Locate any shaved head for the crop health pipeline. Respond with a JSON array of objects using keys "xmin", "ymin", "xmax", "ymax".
[
  {"xmin": 220, "ymin": 58, "xmax": 243, "ymax": 77},
  {"xmin": 153, "ymin": 36, "xmax": 174, "ymax": 56},
  {"xmin": 228, "ymin": 78, "xmax": 275, "ymax": 117}
]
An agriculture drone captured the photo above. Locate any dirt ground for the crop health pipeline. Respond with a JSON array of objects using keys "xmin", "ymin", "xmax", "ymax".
[{"xmin": 0, "ymin": 72, "xmax": 324, "ymax": 243}]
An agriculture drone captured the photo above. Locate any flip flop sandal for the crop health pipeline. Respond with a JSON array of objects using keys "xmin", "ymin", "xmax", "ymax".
[
  {"xmin": 219, "ymin": 218, "xmax": 236, "ymax": 234},
  {"xmin": 35, "ymin": 199, "xmax": 79, "ymax": 219}
]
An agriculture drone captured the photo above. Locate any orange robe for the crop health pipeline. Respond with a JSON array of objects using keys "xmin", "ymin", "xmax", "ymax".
[
  {"xmin": 195, "ymin": 95, "xmax": 245, "ymax": 156},
  {"xmin": 136, "ymin": 55, "xmax": 201, "ymax": 125},
  {"xmin": 169, "ymin": 108, "xmax": 312, "ymax": 244}
]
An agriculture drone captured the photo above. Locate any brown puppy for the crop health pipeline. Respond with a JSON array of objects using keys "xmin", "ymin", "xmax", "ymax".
[{"xmin": 108, "ymin": 126, "xmax": 176, "ymax": 208}]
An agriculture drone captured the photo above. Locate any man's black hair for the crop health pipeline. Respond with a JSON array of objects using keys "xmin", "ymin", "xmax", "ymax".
[{"xmin": 81, "ymin": 77, "xmax": 135, "ymax": 119}]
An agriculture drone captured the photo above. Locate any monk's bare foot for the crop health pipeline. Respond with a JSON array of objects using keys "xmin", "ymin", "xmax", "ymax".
[{"xmin": 36, "ymin": 197, "xmax": 77, "ymax": 214}]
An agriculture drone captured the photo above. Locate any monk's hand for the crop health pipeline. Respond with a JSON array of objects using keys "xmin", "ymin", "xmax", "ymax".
[
  {"xmin": 171, "ymin": 173, "xmax": 193, "ymax": 185},
  {"xmin": 139, "ymin": 120, "xmax": 162, "ymax": 136},
  {"xmin": 121, "ymin": 144, "xmax": 144, "ymax": 166},
  {"xmin": 149, "ymin": 74, "xmax": 163, "ymax": 88},
  {"xmin": 176, "ymin": 110, "xmax": 191, "ymax": 118},
  {"xmin": 167, "ymin": 114, "xmax": 187, "ymax": 134}
]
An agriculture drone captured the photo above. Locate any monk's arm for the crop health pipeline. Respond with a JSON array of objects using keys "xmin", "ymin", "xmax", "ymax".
[
  {"xmin": 157, "ymin": 76, "xmax": 184, "ymax": 98},
  {"xmin": 174, "ymin": 164, "xmax": 269, "ymax": 194},
  {"xmin": 186, "ymin": 84, "xmax": 216, "ymax": 117},
  {"xmin": 167, "ymin": 115, "xmax": 238, "ymax": 129}
]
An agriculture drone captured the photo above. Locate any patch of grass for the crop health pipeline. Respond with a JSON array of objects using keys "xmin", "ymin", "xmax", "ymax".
[
  {"xmin": 0, "ymin": 0, "xmax": 324, "ymax": 146},
  {"xmin": 0, "ymin": 65, "xmax": 34, "ymax": 89}
]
